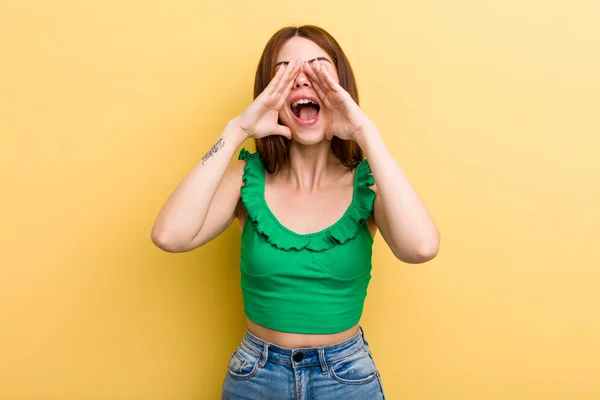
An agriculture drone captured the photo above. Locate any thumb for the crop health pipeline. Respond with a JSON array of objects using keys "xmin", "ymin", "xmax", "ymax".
[{"xmin": 274, "ymin": 125, "xmax": 292, "ymax": 140}]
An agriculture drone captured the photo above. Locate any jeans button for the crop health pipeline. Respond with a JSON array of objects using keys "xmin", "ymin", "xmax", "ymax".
[{"xmin": 293, "ymin": 352, "xmax": 304, "ymax": 362}]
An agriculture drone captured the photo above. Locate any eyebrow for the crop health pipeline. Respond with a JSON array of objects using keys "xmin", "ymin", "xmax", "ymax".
[{"xmin": 275, "ymin": 57, "xmax": 332, "ymax": 67}]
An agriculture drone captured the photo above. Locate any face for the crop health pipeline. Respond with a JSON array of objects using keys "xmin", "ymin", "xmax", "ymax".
[{"xmin": 275, "ymin": 36, "xmax": 340, "ymax": 145}]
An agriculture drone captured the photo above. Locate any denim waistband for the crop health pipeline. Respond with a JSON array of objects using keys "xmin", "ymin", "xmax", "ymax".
[{"xmin": 240, "ymin": 326, "xmax": 369, "ymax": 372}]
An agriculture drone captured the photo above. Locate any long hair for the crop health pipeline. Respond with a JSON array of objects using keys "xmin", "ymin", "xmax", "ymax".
[{"xmin": 253, "ymin": 25, "xmax": 363, "ymax": 174}]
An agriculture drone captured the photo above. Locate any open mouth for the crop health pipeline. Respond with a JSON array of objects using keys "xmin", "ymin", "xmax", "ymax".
[{"xmin": 290, "ymin": 98, "xmax": 320, "ymax": 123}]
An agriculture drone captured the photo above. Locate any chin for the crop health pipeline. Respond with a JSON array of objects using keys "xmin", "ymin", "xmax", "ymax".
[{"xmin": 290, "ymin": 129, "xmax": 327, "ymax": 145}]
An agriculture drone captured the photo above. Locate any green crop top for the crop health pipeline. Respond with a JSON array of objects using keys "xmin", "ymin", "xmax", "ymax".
[{"xmin": 238, "ymin": 148, "xmax": 376, "ymax": 334}]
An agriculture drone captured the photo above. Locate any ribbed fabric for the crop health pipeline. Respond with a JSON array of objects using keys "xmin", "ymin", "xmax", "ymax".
[{"xmin": 238, "ymin": 149, "xmax": 376, "ymax": 334}]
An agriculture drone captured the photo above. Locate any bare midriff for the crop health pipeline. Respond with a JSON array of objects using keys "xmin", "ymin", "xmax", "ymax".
[{"xmin": 247, "ymin": 318, "xmax": 360, "ymax": 348}]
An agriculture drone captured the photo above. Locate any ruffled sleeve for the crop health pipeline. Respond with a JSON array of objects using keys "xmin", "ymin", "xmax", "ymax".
[
  {"xmin": 327, "ymin": 158, "xmax": 376, "ymax": 246},
  {"xmin": 238, "ymin": 148, "xmax": 376, "ymax": 252}
]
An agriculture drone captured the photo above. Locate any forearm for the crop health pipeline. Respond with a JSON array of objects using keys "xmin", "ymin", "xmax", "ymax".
[
  {"xmin": 357, "ymin": 124, "xmax": 439, "ymax": 261},
  {"xmin": 151, "ymin": 121, "xmax": 246, "ymax": 246}
]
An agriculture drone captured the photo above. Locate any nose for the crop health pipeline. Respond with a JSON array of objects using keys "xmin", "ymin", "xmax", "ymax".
[{"xmin": 294, "ymin": 70, "xmax": 311, "ymax": 89}]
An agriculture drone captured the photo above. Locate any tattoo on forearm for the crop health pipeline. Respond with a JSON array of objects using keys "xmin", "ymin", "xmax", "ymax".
[{"xmin": 202, "ymin": 138, "xmax": 224, "ymax": 165}]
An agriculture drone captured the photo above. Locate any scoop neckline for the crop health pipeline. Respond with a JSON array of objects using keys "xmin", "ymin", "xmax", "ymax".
[{"xmin": 260, "ymin": 166, "xmax": 360, "ymax": 238}]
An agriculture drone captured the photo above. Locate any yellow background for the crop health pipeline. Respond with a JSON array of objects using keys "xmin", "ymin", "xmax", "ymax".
[{"xmin": 2, "ymin": 0, "xmax": 599, "ymax": 398}]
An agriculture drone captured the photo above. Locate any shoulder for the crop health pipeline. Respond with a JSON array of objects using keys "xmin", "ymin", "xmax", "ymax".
[
  {"xmin": 354, "ymin": 160, "xmax": 378, "ymax": 236},
  {"xmin": 234, "ymin": 149, "xmax": 263, "ymax": 218},
  {"xmin": 228, "ymin": 148, "xmax": 260, "ymax": 185}
]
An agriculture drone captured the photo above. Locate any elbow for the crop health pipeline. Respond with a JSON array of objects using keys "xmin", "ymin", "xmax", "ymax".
[
  {"xmin": 151, "ymin": 227, "xmax": 190, "ymax": 253},
  {"xmin": 394, "ymin": 232, "xmax": 440, "ymax": 264},
  {"xmin": 414, "ymin": 237, "xmax": 440, "ymax": 263}
]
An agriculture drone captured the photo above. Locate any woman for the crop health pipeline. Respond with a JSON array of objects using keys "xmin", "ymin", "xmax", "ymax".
[{"xmin": 152, "ymin": 25, "xmax": 439, "ymax": 399}]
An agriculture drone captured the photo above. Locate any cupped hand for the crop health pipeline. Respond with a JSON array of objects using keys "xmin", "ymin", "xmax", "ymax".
[
  {"xmin": 303, "ymin": 61, "xmax": 373, "ymax": 141},
  {"xmin": 233, "ymin": 60, "xmax": 302, "ymax": 139}
]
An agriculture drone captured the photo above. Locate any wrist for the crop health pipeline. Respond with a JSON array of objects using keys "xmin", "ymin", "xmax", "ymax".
[
  {"xmin": 354, "ymin": 120, "xmax": 379, "ymax": 147},
  {"xmin": 224, "ymin": 119, "xmax": 251, "ymax": 146}
]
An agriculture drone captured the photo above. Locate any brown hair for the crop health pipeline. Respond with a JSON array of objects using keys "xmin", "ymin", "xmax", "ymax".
[{"xmin": 253, "ymin": 25, "xmax": 363, "ymax": 174}]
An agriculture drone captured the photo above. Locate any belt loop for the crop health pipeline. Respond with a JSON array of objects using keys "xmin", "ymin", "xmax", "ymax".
[
  {"xmin": 258, "ymin": 342, "xmax": 269, "ymax": 368},
  {"xmin": 317, "ymin": 348, "xmax": 328, "ymax": 374},
  {"xmin": 359, "ymin": 325, "xmax": 369, "ymax": 347}
]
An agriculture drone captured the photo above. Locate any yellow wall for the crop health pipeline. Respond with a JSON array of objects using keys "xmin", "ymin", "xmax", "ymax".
[{"xmin": 2, "ymin": 0, "xmax": 599, "ymax": 398}]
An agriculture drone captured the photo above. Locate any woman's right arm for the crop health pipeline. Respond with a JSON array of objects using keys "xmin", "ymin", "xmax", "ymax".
[
  {"xmin": 151, "ymin": 123, "xmax": 247, "ymax": 252},
  {"xmin": 151, "ymin": 59, "xmax": 302, "ymax": 252}
]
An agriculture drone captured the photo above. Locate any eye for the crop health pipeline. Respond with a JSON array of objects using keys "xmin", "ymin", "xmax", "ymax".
[{"xmin": 275, "ymin": 61, "xmax": 289, "ymax": 71}]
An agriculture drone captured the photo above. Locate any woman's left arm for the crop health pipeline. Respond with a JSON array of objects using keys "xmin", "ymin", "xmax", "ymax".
[
  {"xmin": 305, "ymin": 60, "xmax": 440, "ymax": 263},
  {"xmin": 357, "ymin": 124, "xmax": 440, "ymax": 263}
]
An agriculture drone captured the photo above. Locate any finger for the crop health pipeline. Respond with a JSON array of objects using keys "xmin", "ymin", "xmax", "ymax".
[
  {"xmin": 309, "ymin": 74, "xmax": 328, "ymax": 104},
  {"xmin": 273, "ymin": 60, "xmax": 301, "ymax": 111},
  {"xmin": 274, "ymin": 124, "xmax": 292, "ymax": 139},
  {"xmin": 275, "ymin": 59, "xmax": 301, "ymax": 95},
  {"xmin": 316, "ymin": 61, "xmax": 338, "ymax": 92},
  {"xmin": 263, "ymin": 60, "xmax": 289, "ymax": 96},
  {"xmin": 278, "ymin": 59, "xmax": 302, "ymax": 100},
  {"xmin": 304, "ymin": 61, "xmax": 327, "ymax": 91},
  {"xmin": 304, "ymin": 62, "xmax": 329, "ymax": 100},
  {"xmin": 304, "ymin": 63, "xmax": 328, "ymax": 103}
]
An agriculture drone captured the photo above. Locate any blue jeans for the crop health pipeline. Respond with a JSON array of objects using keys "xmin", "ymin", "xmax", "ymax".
[{"xmin": 221, "ymin": 326, "xmax": 385, "ymax": 399}]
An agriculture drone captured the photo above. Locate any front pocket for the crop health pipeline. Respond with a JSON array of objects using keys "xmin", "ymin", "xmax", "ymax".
[
  {"xmin": 227, "ymin": 351, "xmax": 246, "ymax": 374},
  {"xmin": 328, "ymin": 347, "xmax": 379, "ymax": 385},
  {"xmin": 227, "ymin": 345, "xmax": 261, "ymax": 380}
]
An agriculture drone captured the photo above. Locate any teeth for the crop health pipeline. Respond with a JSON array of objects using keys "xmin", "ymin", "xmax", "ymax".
[{"xmin": 292, "ymin": 99, "xmax": 316, "ymax": 107}]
